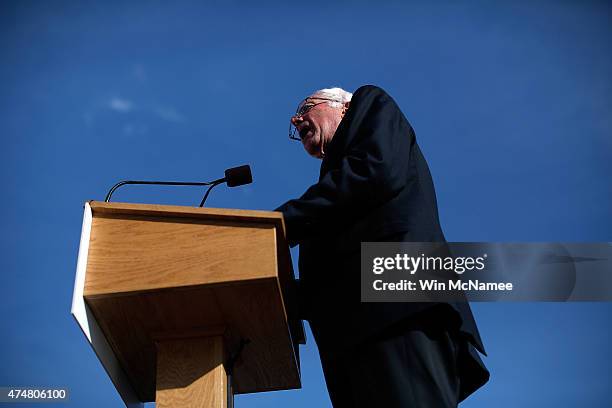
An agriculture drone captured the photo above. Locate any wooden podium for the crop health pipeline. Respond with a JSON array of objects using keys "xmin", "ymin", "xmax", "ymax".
[{"xmin": 71, "ymin": 201, "xmax": 305, "ymax": 408}]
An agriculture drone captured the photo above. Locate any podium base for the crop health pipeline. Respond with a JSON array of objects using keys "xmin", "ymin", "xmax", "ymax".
[{"xmin": 156, "ymin": 335, "xmax": 228, "ymax": 408}]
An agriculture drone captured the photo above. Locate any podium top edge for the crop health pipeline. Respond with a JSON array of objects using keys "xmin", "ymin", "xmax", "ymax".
[{"xmin": 87, "ymin": 201, "xmax": 285, "ymax": 227}]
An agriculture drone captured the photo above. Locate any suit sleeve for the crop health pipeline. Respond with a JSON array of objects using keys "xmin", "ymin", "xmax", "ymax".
[{"xmin": 276, "ymin": 88, "xmax": 415, "ymax": 247}]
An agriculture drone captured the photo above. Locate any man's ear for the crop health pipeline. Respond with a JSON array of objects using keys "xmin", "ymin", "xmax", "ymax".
[{"xmin": 342, "ymin": 101, "xmax": 350, "ymax": 114}]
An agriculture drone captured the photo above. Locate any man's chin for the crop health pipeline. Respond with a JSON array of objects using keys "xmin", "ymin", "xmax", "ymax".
[
  {"xmin": 306, "ymin": 148, "xmax": 321, "ymax": 159},
  {"xmin": 303, "ymin": 139, "xmax": 321, "ymax": 158}
]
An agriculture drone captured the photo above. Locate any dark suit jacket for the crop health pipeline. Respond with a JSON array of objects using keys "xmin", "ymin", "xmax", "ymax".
[{"xmin": 276, "ymin": 85, "xmax": 488, "ymax": 400}]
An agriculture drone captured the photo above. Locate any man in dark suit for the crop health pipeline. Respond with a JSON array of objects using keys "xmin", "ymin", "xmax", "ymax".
[{"xmin": 276, "ymin": 85, "xmax": 489, "ymax": 407}]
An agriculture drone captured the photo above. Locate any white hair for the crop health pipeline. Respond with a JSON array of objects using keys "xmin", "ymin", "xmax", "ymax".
[{"xmin": 309, "ymin": 87, "xmax": 353, "ymax": 108}]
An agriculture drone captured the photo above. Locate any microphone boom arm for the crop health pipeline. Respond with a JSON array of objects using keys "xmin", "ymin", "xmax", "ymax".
[
  {"xmin": 104, "ymin": 179, "xmax": 224, "ymax": 203},
  {"xmin": 103, "ymin": 164, "xmax": 252, "ymax": 207},
  {"xmin": 198, "ymin": 180, "xmax": 225, "ymax": 207}
]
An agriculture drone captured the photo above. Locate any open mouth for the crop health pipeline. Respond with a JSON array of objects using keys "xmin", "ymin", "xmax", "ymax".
[
  {"xmin": 299, "ymin": 122, "xmax": 313, "ymax": 140},
  {"xmin": 300, "ymin": 129, "xmax": 312, "ymax": 140}
]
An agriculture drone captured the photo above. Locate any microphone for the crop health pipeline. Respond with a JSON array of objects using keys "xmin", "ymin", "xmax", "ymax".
[
  {"xmin": 224, "ymin": 164, "xmax": 252, "ymax": 187},
  {"xmin": 103, "ymin": 164, "xmax": 253, "ymax": 207},
  {"xmin": 198, "ymin": 165, "xmax": 252, "ymax": 207}
]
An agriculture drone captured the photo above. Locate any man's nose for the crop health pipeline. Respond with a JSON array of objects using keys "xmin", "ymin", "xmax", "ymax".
[{"xmin": 291, "ymin": 116, "xmax": 303, "ymax": 126}]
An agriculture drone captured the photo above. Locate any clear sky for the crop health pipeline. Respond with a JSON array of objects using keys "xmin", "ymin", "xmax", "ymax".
[{"xmin": 1, "ymin": 1, "xmax": 611, "ymax": 407}]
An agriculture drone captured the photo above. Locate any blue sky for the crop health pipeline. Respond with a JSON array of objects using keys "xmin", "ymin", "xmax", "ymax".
[{"xmin": 1, "ymin": 1, "xmax": 611, "ymax": 407}]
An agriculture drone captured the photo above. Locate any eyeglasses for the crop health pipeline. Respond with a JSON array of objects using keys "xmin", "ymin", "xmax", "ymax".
[{"xmin": 288, "ymin": 97, "xmax": 341, "ymax": 141}]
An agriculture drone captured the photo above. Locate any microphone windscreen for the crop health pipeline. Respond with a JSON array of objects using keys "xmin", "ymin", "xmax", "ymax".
[{"xmin": 225, "ymin": 165, "xmax": 252, "ymax": 187}]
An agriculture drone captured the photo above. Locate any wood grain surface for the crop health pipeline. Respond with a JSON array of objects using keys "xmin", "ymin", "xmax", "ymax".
[
  {"xmin": 156, "ymin": 335, "xmax": 227, "ymax": 408},
  {"xmin": 84, "ymin": 214, "xmax": 278, "ymax": 296},
  {"xmin": 81, "ymin": 202, "xmax": 303, "ymax": 402}
]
